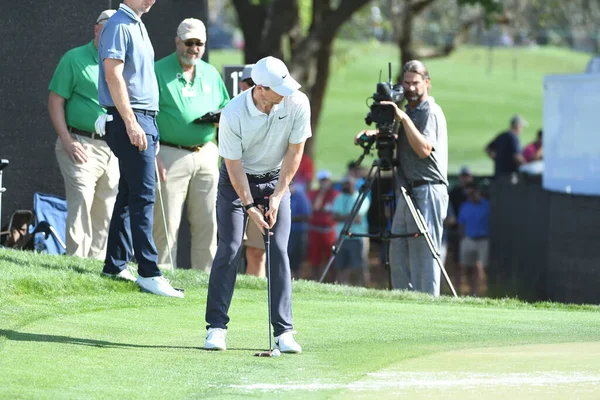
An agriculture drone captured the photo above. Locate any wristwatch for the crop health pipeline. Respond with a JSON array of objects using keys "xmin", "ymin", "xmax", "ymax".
[{"xmin": 244, "ymin": 203, "xmax": 256, "ymax": 211}]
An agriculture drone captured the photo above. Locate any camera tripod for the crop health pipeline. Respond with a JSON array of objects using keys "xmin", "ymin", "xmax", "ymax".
[{"xmin": 318, "ymin": 149, "xmax": 457, "ymax": 298}]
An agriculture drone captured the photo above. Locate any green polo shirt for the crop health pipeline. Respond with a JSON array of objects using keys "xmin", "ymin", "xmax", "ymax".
[
  {"xmin": 155, "ymin": 53, "xmax": 230, "ymax": 146},
  {"xmin": 48, "ymin": 41, "xmax": 105, "ymax": 133}
]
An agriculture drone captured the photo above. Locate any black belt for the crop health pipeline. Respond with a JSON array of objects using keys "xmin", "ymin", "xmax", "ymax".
[
  {"xmin": 106, "ymin": 107, "xmax": 158, "ymax": 117},
  {"xmin": 410, "ymin": 180, "xmax": 445, "ymax": 188},
  {"xmin": 69, "ymin": 127, "xmax": 106, "ymax": 142},
  {"xmin": 160, "ymin": 140, "xmax": 206, "ymax": 152},
  {"xmin": 247, "ymin": 169, "xmax": 280, "ymax": 184}
]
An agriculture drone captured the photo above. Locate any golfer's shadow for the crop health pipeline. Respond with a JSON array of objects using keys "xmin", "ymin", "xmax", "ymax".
[{"xmin": 0, "ymin": 329, "xmax": 261, "ymax": 352}]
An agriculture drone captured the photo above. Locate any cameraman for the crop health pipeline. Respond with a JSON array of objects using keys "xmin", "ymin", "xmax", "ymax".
[{"xmin": 355, "ymin": 60, "xmax": 448, "ymax": 296}]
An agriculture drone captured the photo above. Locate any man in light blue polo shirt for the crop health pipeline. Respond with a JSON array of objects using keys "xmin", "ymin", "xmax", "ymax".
[{"xmin": 98, "ymin": 0, "xmax": 182, "ymax": 298}]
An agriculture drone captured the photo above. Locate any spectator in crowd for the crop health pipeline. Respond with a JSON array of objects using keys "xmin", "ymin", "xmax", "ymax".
[
  {"xmin": 334, "ymin": 161, "xmax": 366, "ymax": 192},
  {"xmin": 334, "ymin": 160, "xmax": 371, "ymax": 270},
  {"xmin": 522, "ymin": 129, "xmax": 543, "ymax": 163},
  {"xmin": 294, "ymin": 152, "xmax": 315, "ymax": 190},
  {"xmin": 332, "ymin": 175, "xmax": 371, "ymax": 286},
  {"xmin": 239, "ymin": 64, "xmax": 255, "ymax": 92},
  {"xmin": 288, "ymin": 183, "xmax": 311, "ymax": 279},
  {"xmin": 49, "ymin": 9, "xmax": 119, "ymax": 260},
  {"xmin": 449, "ymin": 166, "xmax": 472, "ymax": 215},
  {"xmin": 244, "ymin": 220, "xmax": 266, "ymax": 277},
  {"xmin": 485, "ymin": 115, "xmax": 527, "ymax": 177},
  {"xmin": 153, "ymin": 18, "xmax": 230, "ymax": 271},
  {"xmin": 237, "ymin": 64, "xmax": 266, "ymax": 277},
  {"xmin": 99, "ymin": 0, "xmax": 182, "ymax": 297},
  {"xmin": 447, "ymin": 166, "xmax": 472, "ymax": 279},
  {"xmin": 440, "ymin": 202, "xmax": 456, "ymax": 273},
  {"xmin": 457, "ymin": 182, "xmax": 490, "ymax": 296},
  {"xmin": 307, "ymin": 170, "xmax": 339, "ymax": 281}
]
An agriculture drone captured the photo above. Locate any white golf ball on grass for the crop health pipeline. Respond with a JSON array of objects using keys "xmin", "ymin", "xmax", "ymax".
[{"xmin": 272, "ymin": 349, "xmax": 281, "ymax": 357}]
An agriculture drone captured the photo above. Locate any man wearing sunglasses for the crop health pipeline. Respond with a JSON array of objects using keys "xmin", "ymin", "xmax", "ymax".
[
  {"xmin": 49, "ymin": 9, "xmax": 118, "ymax": 261},
  {"xmin": 152, "ymin": 18, "xmax": 229, "ymax": 272},
  {"xmin": 98, "ymin": 0, "xmax": 183, "ymax": 297}
]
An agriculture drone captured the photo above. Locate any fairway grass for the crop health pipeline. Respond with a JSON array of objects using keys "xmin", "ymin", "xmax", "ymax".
[{"xmin": 1, "ymin": 249, "xmax": 600, "ymax": 399}]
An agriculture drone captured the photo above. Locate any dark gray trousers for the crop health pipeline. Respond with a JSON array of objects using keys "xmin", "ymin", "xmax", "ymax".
[{"xmin": 205, "ymin": 164, "xmax": 293, "ymax": 337}]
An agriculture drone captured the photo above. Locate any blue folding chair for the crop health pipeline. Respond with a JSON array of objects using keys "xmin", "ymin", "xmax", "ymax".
[{"xmin": 31, "ymin": 192, "xmax": 67, "ymax": 255}]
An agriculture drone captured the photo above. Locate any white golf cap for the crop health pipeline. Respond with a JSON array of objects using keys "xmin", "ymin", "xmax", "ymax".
[
  {"xmin": 177, "ymin": 18, "xmax": 207, "ymax": 42},
  {"xmin": 316, "ymin": 170, "xmax": 332, "ymax": 181},
  {"xmin": 96, "ymin": 9, "xmax": 116, "ymax": 24},
  {"xmin": 251, "ymin": 56, "xmax": 301, "ymax": 96},
  {"xmin": 240, "ymin": 64, "xmax": 254, "ymax": 81}
]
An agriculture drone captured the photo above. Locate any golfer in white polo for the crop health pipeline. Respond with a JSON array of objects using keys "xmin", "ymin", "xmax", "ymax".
[{"xmin": 204, "ymin": 56, "xmax": 311, "ymax": 352}]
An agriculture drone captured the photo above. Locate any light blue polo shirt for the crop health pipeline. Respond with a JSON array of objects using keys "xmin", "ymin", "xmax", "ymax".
[
  {"xmin": 98, "ymin": 3, "xmax": 159, "ymax": 110},
  {"xmin": 218, "ymin": 89, "xmax": 312, "ymax": 174}
]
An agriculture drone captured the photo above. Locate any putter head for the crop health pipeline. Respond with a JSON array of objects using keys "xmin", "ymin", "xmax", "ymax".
[{"xmin": 254, "ymin": 350, "xmax": 273, "ymax": 357}]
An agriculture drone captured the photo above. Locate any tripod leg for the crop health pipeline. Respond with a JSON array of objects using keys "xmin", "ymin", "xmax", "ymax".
[
  {"xmin": 400, "ymin": 187, "xmax": 458, "ymax": 298},
  {"xmin": 318, "ymin": 165, "xmax": 379, "ymax": 284}
]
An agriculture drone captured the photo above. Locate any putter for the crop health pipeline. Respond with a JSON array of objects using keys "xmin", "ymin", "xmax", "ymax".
[
  {"xmin": 154, "ymin": 160, "xmax": 176, "ymax": 273},
  {"xmin": 154, "ymin": 160, "xmax": 184, "ymax": 293},
  {"xmin": 254, "ymin": 198, "xmax": 276, "ymax": 357}
]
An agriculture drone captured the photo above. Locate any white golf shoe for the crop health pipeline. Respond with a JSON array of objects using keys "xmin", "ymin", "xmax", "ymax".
[
  {"xmin": 102, "ymin": 269, "xmax": 137, "ymax": 282},
  {"xmin": 136, "ymin": 276, "xmax": 184, "ymax": 298},
  {"xmin": 274, "ymin": 331, "xmax": 302, "ymax": 353},
  {"xmin": 204, "ymin": 328, "xmax": 227, "ymax": 351}
]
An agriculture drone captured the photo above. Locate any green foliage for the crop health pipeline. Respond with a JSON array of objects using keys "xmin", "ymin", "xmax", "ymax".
[
  {"xmin": 299, "ymin": 0, "xmax": 312, "ymax": 34},
  {"xmin": 457, "ymin": 0, "xmax": 503, "ymax": 14}
]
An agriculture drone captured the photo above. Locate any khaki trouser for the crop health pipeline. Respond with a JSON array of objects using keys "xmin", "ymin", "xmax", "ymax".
[
  {"xmin": 55, "ymin": 135, "xmax": 119, "ymax": 259},
  {"xmin": 153, "ymin": 142, "xmax": 219, "ymax": 271}
]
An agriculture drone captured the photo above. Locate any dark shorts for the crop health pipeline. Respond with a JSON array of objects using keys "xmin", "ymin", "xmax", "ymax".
[{"xmin": 335, "ymin": 239, "xmax": 364, "ymax": 270}]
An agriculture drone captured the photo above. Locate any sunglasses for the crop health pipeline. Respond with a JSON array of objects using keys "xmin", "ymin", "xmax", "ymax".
[{"xmin": 184, "ymin": 40, "xmax": 204, "ymax": 47}]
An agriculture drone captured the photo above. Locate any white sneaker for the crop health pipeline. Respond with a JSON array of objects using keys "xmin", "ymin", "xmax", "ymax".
[
  {"xmin": 274, "ymin": 331, "xmax": 302, "ymax": 353},
  {"xmin": 204, "ymin": 328, "xmax": 227, "ymax": 351},
  {"xmin": 102, "ymin": 269, "xmax": 137, "ymax": 282},
  {"xmin": 136, "ymin": 276, "xmax": 184, "ymax": 298}
]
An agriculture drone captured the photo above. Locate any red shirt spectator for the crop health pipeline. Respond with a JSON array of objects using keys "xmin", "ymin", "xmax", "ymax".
[
  {"xmin": 295, "ymin": 153, "xmax": 314, "ymax": 189},
  {"xmin": 307, "ymin": 170, "xmax": 339, "ymax": 281},
  {"xmin": 308, "ymin": 174, "xmax": 338, "ymax": 229}
]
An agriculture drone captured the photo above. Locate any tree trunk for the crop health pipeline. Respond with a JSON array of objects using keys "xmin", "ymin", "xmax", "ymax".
[
  {"xmin": 231, "ymin": 0, "xmax": 371, "ymax": 156},
  {"xmin": 303, "ymin": 37, "xmax": 334, "ymax": 156}
]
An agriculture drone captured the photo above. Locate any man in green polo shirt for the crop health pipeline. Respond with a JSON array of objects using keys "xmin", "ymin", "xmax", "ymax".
[
  {"xmin": 154, "ymin": 18, "xmax": 230, "ymax": 271},
  {"xmin": 49, "ymin": 9, "xmax": 120, "ymax": 261}
]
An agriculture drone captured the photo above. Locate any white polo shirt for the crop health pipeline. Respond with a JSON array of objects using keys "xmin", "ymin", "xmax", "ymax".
[{"xmin": 218, "ymin": 88, "xmax": 312, "ymax": 174}]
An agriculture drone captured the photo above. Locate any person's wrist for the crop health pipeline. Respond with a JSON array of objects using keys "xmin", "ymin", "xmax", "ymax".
[
  {"xmin": 271, "ymin": 191, "xmax": 283, "ymax": 201},
  {"xmin": 60, "ymin": 135, "xmax": 75, "ymax": 146},
  {"xmin": 244, "ymin": 202, "xmax": 257, "ymax": 211},
  {"xmin": 124, "ymin": 114, "xmax": 137, "ymax": 127}
]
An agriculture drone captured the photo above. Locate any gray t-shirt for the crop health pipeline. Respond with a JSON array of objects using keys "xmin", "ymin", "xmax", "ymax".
[
  {"xmin": 396, "ymin": 97, "xmax": 448, "ymax": 185},
  {"xmin": 218, "ymin": 88, "xmax": 312, "ymax": 174}
]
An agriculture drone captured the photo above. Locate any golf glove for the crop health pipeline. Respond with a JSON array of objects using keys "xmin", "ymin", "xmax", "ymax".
[{"xmin": 94, "ymin": 114, "xmax": 113, "ymax": 137}]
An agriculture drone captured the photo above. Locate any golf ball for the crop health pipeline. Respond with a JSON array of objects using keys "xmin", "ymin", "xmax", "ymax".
[{"xmin": 272, "ymin": 349, "xmax": 281, "ymax": 357}]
